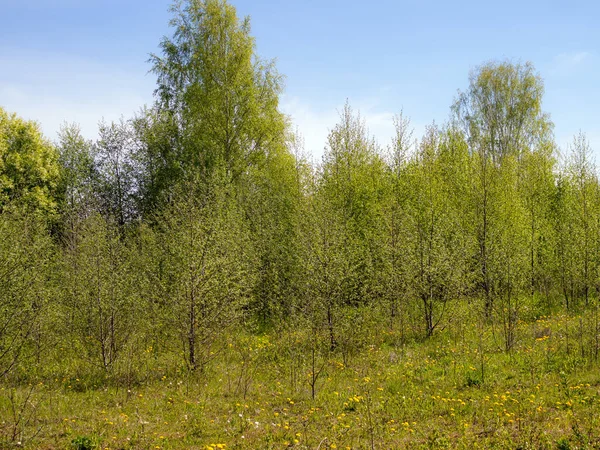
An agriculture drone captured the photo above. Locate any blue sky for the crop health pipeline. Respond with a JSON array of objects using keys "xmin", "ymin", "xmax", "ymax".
[{"xmin": 1, "ymin": 0, "xmax": 599, "ymax": 161}]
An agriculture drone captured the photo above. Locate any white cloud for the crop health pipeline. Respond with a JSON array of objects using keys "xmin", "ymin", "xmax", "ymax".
[
  {"xmin": 2, "ymin": 49, "xmax": 433, "ymax": 161},
  {"xmin": 281, "ymin": 95, "xmax": 407, "ymax": 161},
  {"xmin": 1, "ymin": 85, "xmax": 148, "ymax": 141},
  {"xmin": 280, "ymin": 96, "xmax": 337, "ymax": 161},
  {"xmin": 0, "ymin": 50, "xmax": 154, "ymax": 141},
  {"xmin": 554, "ymin": 130, "xmax": 600, "ymax": 166},
  {"xmin": 552, "ymin": 51, "xmax": 592, "ymax": 75}
]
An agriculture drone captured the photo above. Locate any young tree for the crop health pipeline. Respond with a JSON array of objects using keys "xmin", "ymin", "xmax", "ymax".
[
  {"xmin": 242, "ymin": 139, "xmax": 305, "ymax": 323},
  {"xmin": 403, "ymin": 125, "xmax": 473, "ymax": 338},
  {"xmin": 60, "ymin": 214, "xmax": 139, "ymax": 371},
  {"xmin": 565, "ymin": 133, "xmax": 599, "ymax": 307},
  {"xmin": 519, "ymin": 143, "xmax": 556, "ymax": 303},
  {"xmin": 0, "ymin": 211, "xmax": 54, "ymax": 377},
  {"xmin": 379, "ymin": 113, "xmax": 414, "ymax": 338},
  {"xmin": 302, "ymin": 177, "xmax": 350, "ymax": 352},
  {"xmin": 157, "ymin": 182, "xmax": 255, "ymax": 371},
  {"xmin": 551, "ymin": 171, "xmax": 577, "ymax": 310},
  {"xmin": 319, "ymin": 103, "xmax": 388, "ymax": 308},
  {"xmin": 490, "ymin": 154, "xmax": 529, "ymax": 351}
]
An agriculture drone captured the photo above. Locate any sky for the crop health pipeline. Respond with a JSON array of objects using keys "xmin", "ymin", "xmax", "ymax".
[{"xmin": 1, "ymin": 0, "xmax": 600, "ymax": 161}]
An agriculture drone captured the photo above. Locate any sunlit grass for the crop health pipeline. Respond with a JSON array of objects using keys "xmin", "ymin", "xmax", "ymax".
[{"xmin": 2, "ymin": 300, "xmax": 600, "ymax": 449}]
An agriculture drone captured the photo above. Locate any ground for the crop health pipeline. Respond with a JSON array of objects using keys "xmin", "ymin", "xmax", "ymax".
[{"xmin": 2, "ymin": 302, "xmax": 600, "ymax": 449}]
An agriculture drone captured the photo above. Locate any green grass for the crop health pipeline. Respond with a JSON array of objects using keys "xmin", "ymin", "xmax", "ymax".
[{"xmin": 3, "ymin": 302, "xmax": 600, "ymax": 449}]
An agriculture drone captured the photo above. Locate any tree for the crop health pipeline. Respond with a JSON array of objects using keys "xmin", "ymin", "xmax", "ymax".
[
  {"xmin": 131, "ymin": 107, "xmax": 181, "ymax": 218},
  {"xmin": 552, "ymin": 171, "xmax": 577, "ymax": 310},
  {"xmin": 242, "ymin": 136, "xmax": 305, "ymax": 322},
  {"xmin": 320, "ymin": 103, "xmax": 388, "ymax": 307},
  {"xmin": 0, "ymin": 107, "xmax": 60, "ymax": 216},
  {"xmin": 519, "ymin": 143, "xmax": 556, "ymax": 303},
  {"xmin": 56, "ymin": 123, "xmax": 96, "ymax": 238},
  {"xmin": 94, "ymin": 119, "xmax": 138, "ymax": 227},
  {"xmin": 146, "ymin": 0, "xmax": 298, "ymax": 330},
  {"xmin": 148, "ymin": 0, "xmax": 287, "ymax": 195},
  {"xmin": 60, "ymin": 214, "xmax": 139, "ymax": 371},
  {"xmin": 453, "ymin": 60, "xmax": 553, "ymax": 315},
  {"xmin": 565, "ymin": 133, "xmax": 599, "ymax": 307},
  {"xmin": 0, "ymin": 211, "xmax": 54, "ymax": 378},
  {"xmin": 403, "ymin": 125, "xmax": 473, "ymax": 337},
  {"xmin": 379, "ymin": 112, "xmax": 414, "ymax": 338},
  {"xmin": 302, "ymin": 174, "xmax": 350, "ymax": 352},
  {"xmin": 490, "ymin": 153, "xmax": 529, "ymax": 351},
  {"xmin": 157, "ymin": 182, "xmax": 255, "ymax": 371},
  {"xmin": 453, "ymin": 60, "xmax": 552, "ymax": 164}
]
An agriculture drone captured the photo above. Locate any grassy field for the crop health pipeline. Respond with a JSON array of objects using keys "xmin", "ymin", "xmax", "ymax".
[{"xmin": 2, "ymin": 301, "xmax": 600, "ymax": 449}]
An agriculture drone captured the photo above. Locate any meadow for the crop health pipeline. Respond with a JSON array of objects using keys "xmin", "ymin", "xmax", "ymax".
[{"xmin": 3, "ymin": 300, "xmax": 600, "ymax": 450}]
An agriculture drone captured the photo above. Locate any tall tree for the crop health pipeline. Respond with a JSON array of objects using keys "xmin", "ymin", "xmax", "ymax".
[
  {"xmin": 147, "ymin": 0, "xmax": 296, "ymax": 328},
  {"xmin": 131, "ymin": 108, "xmax": 180, "ymax": 217},
  {"xmin": 453, "ymin": 60, "xmax": 553, "ymax": 314},
  {"xmin": 453, "ymin": 60, "xmax": 552, "ymax": 164},
  {"xmin": 565, "ymin": 133, "xmax": 599, "ymax": 307},
  {"xmin": 148, "ymin": 0, "xmax": 287, "ymax": 196}
]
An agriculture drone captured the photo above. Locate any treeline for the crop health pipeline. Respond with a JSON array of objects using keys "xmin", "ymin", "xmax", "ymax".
[{"xmin": 1, "ymin": 0, "xmax": 600, "ymax": 381}]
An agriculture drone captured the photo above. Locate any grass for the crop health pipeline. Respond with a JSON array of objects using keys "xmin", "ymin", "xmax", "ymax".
[{"xmin": 3, "ymin": 300, "xmax": 600, "ymax": 449}]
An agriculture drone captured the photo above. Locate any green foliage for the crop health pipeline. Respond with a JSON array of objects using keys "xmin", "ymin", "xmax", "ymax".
[
  {"xmin": 148, "ymin": 0, "xmax": 287, "ymax": 193},
  {"xmin": 5, "ymin": 1, "xmax": 600, "ymax": 447},
  {"xmin": 144, "ymin": 0, "xmax": 298, "ymax": 330},
  {"xmin": 94, "ymin": 119, "xmax": 138, "ymax": 226},
  {"xmin": 243, "ymin": 138, "xmax": 305, "ymax": 322},
  {"xmin": 0, "ymin": 107, "xmax": 60, "ymax": 216},
  {"xmin": 59, "ymin": 213, "xmax": 140, "ymax": 371},
  {"xmin": 0, "ymin": 210, "xmax": 54, "ymax": 378},
  {"xmin": 453, "ymin": 59, "xmax": 552, "ymax": 162},
  {"xmin": 131, "ymin": 107, "xmax": 180, "ymax": 217},
  {"xmin": 563, "ymin": 133, "xmax": 599, "ymax": 308},
  {"xmin": 56, "ymin": 123, "xmax": 97, "ymax": 239},
  {"xmin": 155, "ymin": 181, "xmax": 256, "ymax": 371},
  {"xmin": 71, "ymin": 435, "xmax": 98, "ymax": 450},
  {"xmin": 319, "ymin": 103, "xmax": 388, "ymax": 308},
  {"xmin": 402, "ymin": 125, "xmax": 475, "ymax": 337}
]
